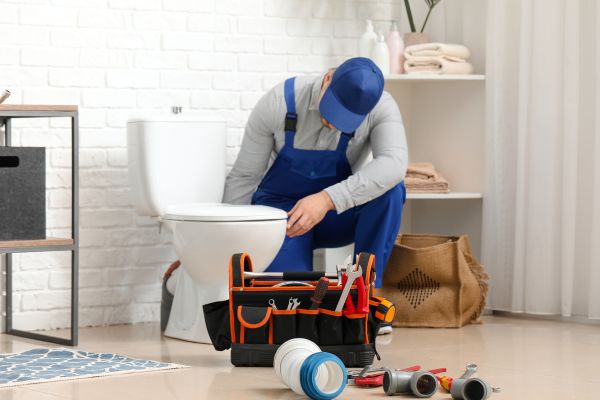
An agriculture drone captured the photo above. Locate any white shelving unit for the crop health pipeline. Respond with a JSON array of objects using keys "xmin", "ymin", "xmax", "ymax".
[
  {"xmin": 406, "ymin": 192, "xmax": 483, "ymax": 200},
  {"xmin": 322, "ymin": 1, "xmax": 488, "ymax": 270},
  {"xmin": 323, "ymin": 74, "xmax": 486, "ymax": 272},
  {"xmin": 386, "ymin": 72, "xmax": 486, "ymax": 257},
  {"xmin": 385, "ymin": 74, "xmax": 485, "ymax": 82}
]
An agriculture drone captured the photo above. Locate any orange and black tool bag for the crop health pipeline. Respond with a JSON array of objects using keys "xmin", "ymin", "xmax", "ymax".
[{"xmin": 203, "ymin": 251, "xmax": 395, "ymax": 367}]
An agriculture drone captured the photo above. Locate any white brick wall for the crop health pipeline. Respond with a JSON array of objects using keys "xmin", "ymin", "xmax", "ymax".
[{"xmin": 0, "ymin": 0, "xmax": 404, "ymax": 331}]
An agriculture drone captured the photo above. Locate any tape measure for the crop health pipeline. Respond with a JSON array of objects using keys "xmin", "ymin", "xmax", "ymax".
[{"xmin": 374, "ymin": 298, "xmax": 396, "ymax": 323}]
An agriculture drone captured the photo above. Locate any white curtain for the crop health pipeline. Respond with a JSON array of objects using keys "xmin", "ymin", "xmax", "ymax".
[{"xmin": 483, "ymin": 0, "xmax": 600, "ymax": 318}]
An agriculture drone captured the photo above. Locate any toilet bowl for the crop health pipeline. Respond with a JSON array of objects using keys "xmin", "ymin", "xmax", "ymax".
[
  {"xmin": 161, "ymin": 203, "xmax": 286, "ymax": 343},
  {"xmin": 127, "ymin": 116, "xmax": 287, "ymax": 343}
]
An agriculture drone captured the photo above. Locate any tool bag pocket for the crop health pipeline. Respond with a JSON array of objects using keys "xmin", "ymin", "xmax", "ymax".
[
  {"xmin": 203, "ymin": 300, "xmax": 231, "ymax": 351},
  {"xmin": 272, "ymin": 309, "xmax": 297, "ymax": 344},
  {"xmin": 237, "ymin": 306, "xmax": 272, "ymax": 344},
  {"xmin": 343, "ymin": 314, "xmax": 367, "ymax": 345},
  {"xmin": 296, "ymin": 309, "xmax": 319, "ymax": 342},
  {"xmin": 318, "ymin": 309, "xmax": 343, "ymax": 345}
]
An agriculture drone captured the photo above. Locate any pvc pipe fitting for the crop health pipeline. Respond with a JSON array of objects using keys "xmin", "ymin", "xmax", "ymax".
[
  {"xmin": 274, "ymin": 338, "xmax": 347, "ymax": 400},
  {"xmin": 383, "ymin": 369, "xmax": 439, "ymax": 398},
  {"xmin": 450, "ymin": 378, "xmax": 492, "ymax": 400}
]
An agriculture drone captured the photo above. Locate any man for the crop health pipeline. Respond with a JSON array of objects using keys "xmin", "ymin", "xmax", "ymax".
[{"xmin": 223, "ymin": 57, "xmax": 407, "ymax": 287}]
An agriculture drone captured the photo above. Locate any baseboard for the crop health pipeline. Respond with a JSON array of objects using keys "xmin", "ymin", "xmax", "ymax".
[{"xmin": 491, "ymin": 310, "xmax": 600, "ymax": 325}]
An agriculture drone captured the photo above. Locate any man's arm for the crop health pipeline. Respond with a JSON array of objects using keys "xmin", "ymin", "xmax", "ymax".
[
  {"xmin": 324, "ymin": 92, "xmax": 408, "ymax": 213},
  {"xmin": 222, "ymin": 88, "xmax": 278, "ymax": 205}
]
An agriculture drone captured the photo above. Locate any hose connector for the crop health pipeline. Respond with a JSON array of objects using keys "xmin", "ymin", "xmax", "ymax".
[
  {"xmin": 274, "ymin": 338, "xmax": 347, "ymax": 400},
  {"xmin": 383, "ymin": 369, "xmax": 438, "ymax": 397}
]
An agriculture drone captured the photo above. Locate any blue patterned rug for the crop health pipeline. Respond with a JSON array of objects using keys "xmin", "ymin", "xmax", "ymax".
[{"xmin": 0, "ymin": 348, "xmax": 187, "ymax": 388}]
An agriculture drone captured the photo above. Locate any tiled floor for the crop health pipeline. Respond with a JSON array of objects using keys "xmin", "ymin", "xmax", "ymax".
[{"xmin": 0, "ymin": 315, "xmax": 598, "ymax": 399}]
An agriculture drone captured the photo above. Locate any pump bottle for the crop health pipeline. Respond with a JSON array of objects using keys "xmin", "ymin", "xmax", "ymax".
[
  {"xmin": 359, "ymin": 19, "xmax": 377, "ymax": 58},
  {"xmin": 371, "ymin": 31, "xmax": 390, "ymax": 75},
  {"xmin": 386, "ymin": 20, "xmax": 404, "ymax": 74}
]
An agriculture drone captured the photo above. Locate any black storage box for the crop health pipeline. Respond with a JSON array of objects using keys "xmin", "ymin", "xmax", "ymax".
[{"xmin": 0, "ymin": 147, "xmax": 46, "ymax": 241}]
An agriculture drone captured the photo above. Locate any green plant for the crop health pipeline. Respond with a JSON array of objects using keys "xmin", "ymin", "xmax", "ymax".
[{"xmin": 404, "ymin": 0, "xmax": 443, "ymax": 33}]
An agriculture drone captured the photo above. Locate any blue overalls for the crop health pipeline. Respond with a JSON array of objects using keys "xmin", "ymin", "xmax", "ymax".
[{"xmin": 251, "ymin": 78, "xmax": 405, "ymax": 287}]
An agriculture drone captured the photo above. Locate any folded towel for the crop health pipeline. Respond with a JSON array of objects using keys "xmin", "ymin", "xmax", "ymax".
[
  {"xmin": 406, "ymin": 162, "xmax": 436, "ymax": 180},
  {"xmin": 405, "ymin": 179, "xmax": 450, "ymax": 193},
  {"xmin": 405, "ymin": 162, "xmax": 450, "ymax": 193},
  {"xmin": 404, "ymin": 55, "xmax": 474, "ymax": 75},
  {"xmin": 404, "ymin": 43, "xmax": 471, "ymax": 59}
]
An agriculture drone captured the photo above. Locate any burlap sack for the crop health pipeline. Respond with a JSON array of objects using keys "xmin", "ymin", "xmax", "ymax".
[{"xmin": 375, "ymin": 234, "xmax": 488, "ymax": 328}]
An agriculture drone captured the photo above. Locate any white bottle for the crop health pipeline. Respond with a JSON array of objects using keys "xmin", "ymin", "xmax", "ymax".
[
  {"xmin": 386, "ymin": 20, "xmax": 404, "ymax": 74},
  {"xmin": 371, "ymin": 31, "xmax": 390, "ymax": 75},
  {"xmin": 359, "ymin": 20, "xmax": 377, "ymax": 58}
]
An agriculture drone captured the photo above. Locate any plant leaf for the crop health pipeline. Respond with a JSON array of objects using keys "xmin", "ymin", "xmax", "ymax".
[{"xmin": 404, "ymin": 0, "xmax": 416, "ymax": 32}]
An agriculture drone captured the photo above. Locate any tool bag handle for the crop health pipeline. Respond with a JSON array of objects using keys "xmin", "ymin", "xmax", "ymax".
[
  {"xmin": 275, "ymin": 253, "xmax": 374, "ymax": 283},
  {"xmin": 281, "ymin": 271, "xmax": 326, "ymax": 281},
  {"xmin": 230, "ymin": 253, "xmax": 253, "ymax": 288},
  {"xmin": 230, "ymin": 252, "xmax": 375, "ymax": 289},
  {"xmin": 356, "ymin": 252, "xmax": 375, "ymax": 299}
]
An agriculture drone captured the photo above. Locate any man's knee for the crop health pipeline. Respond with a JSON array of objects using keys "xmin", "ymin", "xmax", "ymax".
[{"xmin": 370, "ymin": 182, "xmax": 405, "ymax": 209}]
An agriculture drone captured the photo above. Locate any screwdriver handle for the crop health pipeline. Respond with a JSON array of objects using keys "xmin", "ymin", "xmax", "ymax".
[{"xmin": 309, "ymin": 277, "xmax": 329, "ymax": 310}]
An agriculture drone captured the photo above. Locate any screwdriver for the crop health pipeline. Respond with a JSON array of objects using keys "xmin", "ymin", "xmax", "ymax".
[{"xmin": 309, "ymin": 277, "xmax": 329, "ymax": 310}]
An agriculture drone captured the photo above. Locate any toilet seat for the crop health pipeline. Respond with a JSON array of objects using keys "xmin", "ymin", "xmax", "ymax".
[{"xmin": 162, "ymin": 203, "xmax": 288, "ymax": 222}]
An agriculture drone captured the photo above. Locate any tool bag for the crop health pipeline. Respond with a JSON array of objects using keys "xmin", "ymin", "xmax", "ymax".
[
  {"xmin": 203, "ymin": 252, "xmax": 395, "ymax": 367},
  {"xmin": 376, "ymin": 234, "xmax": 488, "ymax": 328}
]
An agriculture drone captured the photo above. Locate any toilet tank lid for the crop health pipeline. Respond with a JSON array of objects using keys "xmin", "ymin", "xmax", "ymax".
[
  {"xmin": 127, "ymin": 116, "xmax": 226, "ymax": 124},
  {"xmin": 162, "ymin": 203, "xmax": 288, "ymax": 222}
]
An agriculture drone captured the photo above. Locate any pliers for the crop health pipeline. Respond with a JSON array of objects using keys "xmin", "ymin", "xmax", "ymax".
[
  {"xmin": 351, "ymin": 366, "xmax": 447, "ymax": 387},
  {"xmin": 341, "ymin": 272, "xmax": 369, "ymax": 315}
]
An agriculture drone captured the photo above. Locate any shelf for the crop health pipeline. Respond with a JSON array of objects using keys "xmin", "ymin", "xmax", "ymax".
[
  {"xmin": 0, "ymin": 237, "xmax": 74, "ymax": 253},
  {"xmin": 0, "ymin": 104, "xmax": 78, "ymax": 119},
  {"xmin": 385, "ymin": 74, "xmax": 485, "ymax": 82},
  {"xmin": 0, "ymin": 105, "xmax": 78, "ymax": 112},
  {"xmin": 2, "ymin": 108, "xmax": 79, "ymax": 346},
  {"xmin": 406, "ymin": 192, "xmax": 483, "ymax": 200}
]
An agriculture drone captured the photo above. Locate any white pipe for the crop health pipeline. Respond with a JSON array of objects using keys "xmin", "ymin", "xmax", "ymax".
[{"xmin": 273, "ymin": 338, "xmax": 347, "ymax": 399}]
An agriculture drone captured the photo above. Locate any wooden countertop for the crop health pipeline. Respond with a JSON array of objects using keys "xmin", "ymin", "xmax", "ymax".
[
  {"xmin": 0, "ymin": 237, "xmax": 74, "ymax": 250},
  {"xmin": 0, "ymin": 104, "xmax": 78, "ymax": 112}
]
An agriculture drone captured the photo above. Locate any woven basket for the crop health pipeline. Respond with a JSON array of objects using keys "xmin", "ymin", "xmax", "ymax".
[{"xmin": 375, "ymin": 234, "xmax": 488, "ymax": 328}]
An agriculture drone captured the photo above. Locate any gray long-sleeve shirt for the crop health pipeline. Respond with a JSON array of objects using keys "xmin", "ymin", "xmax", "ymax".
[{"xmin": 222, "ymin": 75, "xmax": 408, "ymax": 213}]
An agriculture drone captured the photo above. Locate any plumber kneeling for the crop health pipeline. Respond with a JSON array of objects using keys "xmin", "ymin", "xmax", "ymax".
[{"xmin": 223, "ymin": 57, "xmax": 407, "ymax": 288}]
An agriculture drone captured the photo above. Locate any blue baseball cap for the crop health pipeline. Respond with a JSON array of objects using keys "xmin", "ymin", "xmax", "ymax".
[{"xmin": 319, "ymin": 57, "xmax": 384, "ymax": 133}]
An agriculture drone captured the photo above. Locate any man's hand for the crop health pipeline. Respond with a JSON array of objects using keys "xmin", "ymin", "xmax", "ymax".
[{"xmin": 287, "ymin": 191, "xmax": 336, "ymax": 237}]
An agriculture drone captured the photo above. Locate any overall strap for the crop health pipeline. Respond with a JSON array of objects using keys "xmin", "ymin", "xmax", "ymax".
[
  {"xmin": 283, "ymin": 78, "xmax": 297, "ymax": 147},
  {"xmin": 336, "ymin": 131, "xmax": 355, "ymax": 152}
]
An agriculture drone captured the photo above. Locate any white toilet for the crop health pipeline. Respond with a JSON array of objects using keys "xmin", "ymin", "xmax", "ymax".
[{"xmin": 127, "ymin": 116, "xmax": 287, "ymax": 343}]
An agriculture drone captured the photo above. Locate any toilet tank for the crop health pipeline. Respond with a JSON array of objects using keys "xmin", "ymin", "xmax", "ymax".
[{"xmin": 127, "ymin": 116, "xmax": 227, "ymax": 216}]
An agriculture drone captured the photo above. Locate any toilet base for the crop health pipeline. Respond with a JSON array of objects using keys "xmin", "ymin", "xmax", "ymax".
[{"xmin": 163, "ymin": 266, "xmax": 229, "ymax": 344}]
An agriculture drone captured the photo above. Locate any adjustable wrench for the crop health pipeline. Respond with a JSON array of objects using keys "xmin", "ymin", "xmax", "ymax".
[
  {"xmin": 459, "ymin": 364, "xmax": 478, "ymax": 380},
  {"xmin": 336, "ymin": 254, "xmax": 353, "ymax": 284},
  {"xmin": 334, "ymin": 265, "xmax": 363, "ymax": 312}
]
